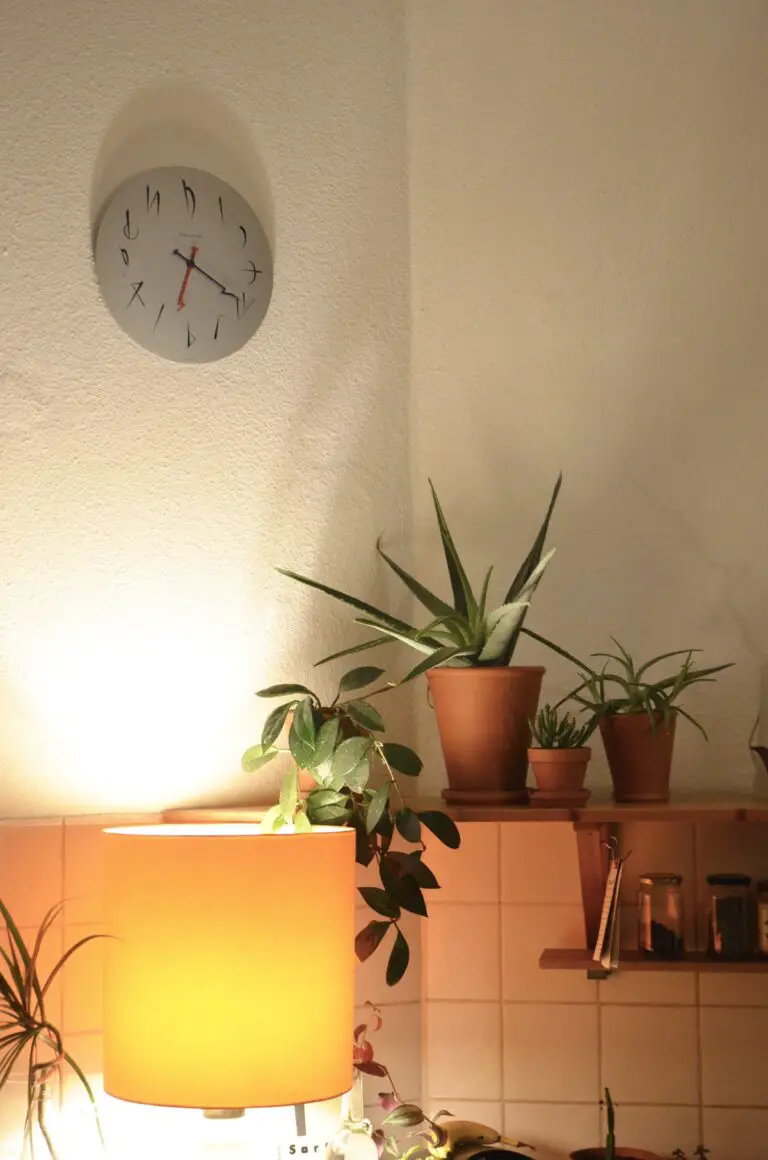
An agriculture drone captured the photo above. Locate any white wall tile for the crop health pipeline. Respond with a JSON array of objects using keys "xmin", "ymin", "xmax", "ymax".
[
  {"xmin": 700, "ymin": 1006, "xmax": 768, "ymax": 1107},
  {"xmin": 502, "ymin": 904, "xmax": 596, "ymax": 1003},
  {"xmin": 355, "ymin": 1002, "xmax": 421, "ymax": 1106},
  {"xmin": 598, "ymin": 967, "xmax": 695, "ymax": 1006},
  {"xmin": 600, "ymin": 1005, "xmax": 699, "ymax": 1105},
  {"xmin": 426, "ymin": 903, "xmax": 500, "ymax": 1001},
  {"xmin": 427, "ymin": 1002, "xmax": 502, "ymax": 1100},
  {"xmin": 356, "ymin": 907, "xmax": 422, "ymax": 1005},
  {"xmin": 503, "ymin": 1004, "xmax": 599, "ymax": 1102},
  {"xmin": 605, "ymin": 1104, "xmax": 700, "ymax": 1157},
  {"xmin": 501, "ymin": 823, "xmax": 581, "ymax": 905},
  {"xmin": 426, "ymin": 824, "xmax": 499, "ymax": 903},
  {"xmin": 702, "ymin": 1107, "xmax": 768, "ymax": 1160},
  {"xmin": 504, "ymin": 1102, "xmax": 600, "ymax": 1159}
]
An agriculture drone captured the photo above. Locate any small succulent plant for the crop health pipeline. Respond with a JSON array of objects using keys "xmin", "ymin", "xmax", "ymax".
[{"xmin": 531, "ymin": 703, "xmax": 597, "ymax": 749}]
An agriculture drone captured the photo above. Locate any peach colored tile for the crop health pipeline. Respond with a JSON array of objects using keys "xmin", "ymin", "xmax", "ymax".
[
  {"xmin": 501, "ymin": 823, "xmax": 581, "ymax": 904},
  {"xmin": 502, "ymin": 904, "xmax": 596, "ymax": 1003},
  {"xmin": 63, "ymin": 822, "xmax": 106, "ymax": 925},
  {"xmin": 425, "ymin": 824, "xmax": 499, "ymax": 904},
  {"xmin": 356, "ymin": 907, "xmax": 421, "ymax": 1005},
  {"xmin": 426, "ymin": 1001, "xmax": 502, "ymax": 1100},
  {"xmin": 702, "ymin": 1107, "xmax": 768, "ymax": 1160},
  {"xmin": 600, "ymin": 1006, "xmax": 699, "ymax": 1105},
  {"xmin": 425, "ymin": 1101, "xmax": 503, "ymax": 1129},
  {"xmin": 1, "ymin": 922, "xmax": 64, "ymax": 1027},
  {"xmin": 0, "ymin": 821, "xmax": 63, "ymax": 927},
  {"xmin": 60, "ymin": 1032, "xmax": 104, "ymax": 1104},
  {"xmin": 700, "ymin": 1006, "xmax": 768, "ymax": 1106},
  {"xmin": 699, "ymin": 971, "xmax": 768, "ymax": 1005},
  {"xmin": 603, "ymin": 1105, "xmax": 700, "ymax": 1158},
  {"xmin": 503, "ymin": 1004, "xmax": 598, "ymax": 1102},
  {"xmin": 598, "ymin": 966, "xmax": 695, "ymax": 1006},
  {"xmin": 426, "ymin": 904, "xmax": 499, "ymax": 1001},
  {"xmin": 504, "ymin": 1102, "xmax": 600, "ymax": 1158},
  {"xmin": 355, "ymin": 1002, "xmax": 421, "ymax": 1106},
  {"xmin": 697, "ymin": 821, "xmax": 768, "ymax": 884},
  {"xmin": 0, "ymin": 1046, "xmax": 31, "ymax": 1158},
  {"xmin": 61, "ymin": 924, "xmax": 105, "ymax": 1034}
]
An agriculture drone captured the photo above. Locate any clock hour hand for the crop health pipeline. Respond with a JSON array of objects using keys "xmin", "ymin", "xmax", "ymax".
[{"xmin": 172, "ymin": 249, "xmax": 232, "ymax": 298}]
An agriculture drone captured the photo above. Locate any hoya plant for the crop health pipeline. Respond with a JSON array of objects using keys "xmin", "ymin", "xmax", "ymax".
[
  {"xmin": 276, "ymin": 474, "xmax": 562, "ymax": 682},
  {"xmin": 242, "ymin": 664, "xmax": 460, "ymax": 985},
  {"xmin": 0, "ymin": 899, "xmax": 103, "ymax": 1160}
]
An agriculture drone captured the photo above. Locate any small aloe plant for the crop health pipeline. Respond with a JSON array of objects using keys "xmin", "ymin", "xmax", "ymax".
[
  {"xmin": 277, "ymin": 474, "xmax": 562, "ymax": 682},
  {"xmin": 0, "ymin": 899, "xmax": 104, "ymax": 1160},
  {"xmin": 531, "ymin": 703, "xmax": 597, "ymax": 749},
  {"xmin": 604, "ymin": 1088, "xmax": 616, "ymax": 1160}
]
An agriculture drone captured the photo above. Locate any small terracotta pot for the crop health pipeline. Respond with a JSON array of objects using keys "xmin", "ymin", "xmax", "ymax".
[
  {"xmin": 528, "ymin": 747, "xmax": 591, "ymax": 793},
  {"xmin": 599, "ymin": 712, "xmax": 676, "ymax": 803},
  {"xmin": 571, "ymin": 1150, "xmax": 662, "ymax": 1160},
  {"xmin": 427, "ymin": 666, "xmax": 544, "ymax": 804}
]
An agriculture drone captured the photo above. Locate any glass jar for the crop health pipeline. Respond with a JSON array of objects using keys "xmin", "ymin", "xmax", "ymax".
[
  {"xmin": 757, "ymin": 880, "xmax": 768, "ymax": 956},
  {"xmin": 707, "ymin": 873, "xmax": 753, "ymax": 958},
  {"xmin": 638, "ymin": 874, "xmax": 684, "ymax": 957}
]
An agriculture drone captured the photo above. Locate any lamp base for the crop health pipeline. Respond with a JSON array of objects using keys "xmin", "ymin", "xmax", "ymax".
[{"xmin": 203, "ymin": 1108, "xmax": 245, "ymax": 1120}]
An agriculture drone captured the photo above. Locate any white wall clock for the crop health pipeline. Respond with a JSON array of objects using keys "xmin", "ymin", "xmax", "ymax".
[{"xmin": 94, "ymin": 167, "xmax": 273, "ymax": 363}]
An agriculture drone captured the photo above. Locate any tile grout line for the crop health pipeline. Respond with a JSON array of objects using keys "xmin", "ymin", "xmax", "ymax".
[{"xmin": 496, "ymin": 825, "xmax": 504, "ymax": 1119}]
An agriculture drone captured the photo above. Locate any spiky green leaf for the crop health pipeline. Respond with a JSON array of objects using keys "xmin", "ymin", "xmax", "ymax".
[{"xmin": 504, "ymin": 472, "xmax": 562, "ymax": 602}]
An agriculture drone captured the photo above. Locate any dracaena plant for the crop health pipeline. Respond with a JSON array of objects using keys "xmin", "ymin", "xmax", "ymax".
[
  {"xmin": 0, "ymin": 899, "xmax": 103, "ymax": 1160},
  {"xmin": 276, "ymin": 474, "xmax": 562, "ymax": 683},
  {"xmin": 566, "ymin": 640, "xmax": 733, "ymax": 738},
  {"xmin": 241, "ymin": 664, "xmax": 460, "ymax": 986},
  {"xmin": 531, "ymin": 703, "xmax": 598, "ymax": 749}
]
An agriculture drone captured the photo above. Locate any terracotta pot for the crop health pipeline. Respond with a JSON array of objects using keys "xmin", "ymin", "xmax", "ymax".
[
  {"xmin": 599, "ymin": 712, "xmax": 676, "ymax": 803},
  {"xmin": 528, "ymin": 747, "xmax": 591, "ymax": 793},
  {"xmin": 571, "ymin": 1150, "xmax": 662, "ymax": 1160},
  {"xmin": 427, "ymin": 666, "xmax": 544, "ymax": 804}
]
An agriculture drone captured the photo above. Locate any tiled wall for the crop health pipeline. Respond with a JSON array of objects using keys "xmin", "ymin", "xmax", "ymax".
[
  {"xmin": 3, "ymin": 817, "xmax": 768, "ymax": 1160},
  {"xmin": 423, "ymin": 821, "xmax": 768, "ymax": 1160}
]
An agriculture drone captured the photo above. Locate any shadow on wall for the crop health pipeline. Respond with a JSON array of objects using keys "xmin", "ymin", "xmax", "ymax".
[{"xmin": 90, "ymin": 83, "xmax": 275, "ymax": 252}]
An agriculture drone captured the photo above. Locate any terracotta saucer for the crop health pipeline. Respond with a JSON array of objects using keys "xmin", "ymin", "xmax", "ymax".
[
  {"xmin": 441, "ymin": 787, "xmax": 530, "ymax": 806},
  {"xmin": 529, "ymin": 787, "xmax": 591, "ymax": 808}
]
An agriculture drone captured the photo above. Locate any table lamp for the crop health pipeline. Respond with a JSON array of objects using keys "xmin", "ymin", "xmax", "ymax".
[{"xmin": 102, "ymin": 822, "xmax": 355, "ymax": 1124}]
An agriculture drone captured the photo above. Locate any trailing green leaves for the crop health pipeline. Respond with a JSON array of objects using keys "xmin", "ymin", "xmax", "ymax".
[
  {"xmin": 261, "ymin": 700, "xmax": 296, "ymax": 750},
  {"xmin": 344, "ymin": 699, "xmax": 385, "ymax": 732},
  {"xmin": 380, "ymin": 743, "xmax": 422, "ymax": 776},
  {"xmin": 386, "ymin": 929, "xmax": 410, "ymax": 986},
  {"xmin": 337, "ymin": 666, "xmax": 385, "ymax": 696},
  {"xmin": 359, "ymin": 887, "xmax": 401, "ymax": 920},
  {"xmin": 419, "ymin": 811, "xmax": 461, "ymax": 849},
  {"xmin": 240, "ymin": 743, "xmax": 279, "ymax": 773},
  {"xmin": 366, "ymin": 784, "xmax": 390, "ymax": 833},
  {"xmin": 355, "ymin": 920, "xmax": 393, "ymax": 962}
]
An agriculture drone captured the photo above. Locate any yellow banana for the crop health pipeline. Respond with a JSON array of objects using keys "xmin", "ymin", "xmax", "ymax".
[{"xmin": 441, "ymin": 1121, "xmax": 502, "ymax": 1150}]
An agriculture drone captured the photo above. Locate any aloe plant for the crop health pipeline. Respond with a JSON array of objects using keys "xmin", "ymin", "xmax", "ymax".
[
  {"xmin": 0, "ymin": 899, "xmax": 104, "ymax": 1159},
  {"xmin": 604, "ymin": 1088, "xmax": 616, "ymax": 1160},
  {"xmin": 277, "ymin": 474, "xmax": 561, "ymax": 682},
  {"xmin": 531, "ymin": 703, "xmax": 597, "ymax": 749},
  {"xmin": 566, "ymin": 639, "xmax": 732, "ymax": 738}
]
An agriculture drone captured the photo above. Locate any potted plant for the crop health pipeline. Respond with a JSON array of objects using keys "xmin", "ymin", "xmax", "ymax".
[
  {"xmin": 570, "ymin": 641, "xmax": 732, "ymax": 803},
  {"xmin": 570, "ymin": 1088, "xmax": 662, "ymax": 1160},
  {"xmin": 0, "ymin": 899, "xmax": 103, "ymax": 1159},
  {"xmin": 528, "ymin": 702, "xmax": 597, "ymax": 806},
  {"xmin": 241, "ymin": 664, "xmax": 460, "ymax": 985},
  {"xmin": 276, "ymin": 474, "xmax": 562, "ymax": 805}
]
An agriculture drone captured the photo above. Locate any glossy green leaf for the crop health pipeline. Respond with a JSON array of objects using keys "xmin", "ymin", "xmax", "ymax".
[
  {"xmin": 344, "ymin": 699, "xmax": 385, "ymax": 732},
  {"xmin": 393, "ymin": 874, "xmax": 427, "ymax": 916},
  {"xmin": 331, "ymin": 736, "xmax": 372, "ymax": 787},
  {"xmin": 366, "ymin": 784, "xmax": 390, "ymax": 833},
  {"xmin": 312, "ymin": 717, "xmax": 341, "ymax": 780},
  {"xmin": 338, "ymin": 666, "xmax": 385, "ymax": 695},
  {"xmin": 380, "ymin": 742, "xmax": 423, "ymax": 776},
  {"xmin": 359, "ymin": 886, "xmax": 400, "ymax": 920},
  {"xmin": 382, "ymin": 1103, "xmax": 425, "ymax": 1129},
  {"xmin": 376, "ymin": 540, "xmax": 454, "ymax": 618},
  {"xmin": 279, "ymin": 772, "xmax": 298, "ymax": 818},
  {"xmin": 241, "ymin": 743, "xmax": 279, "ymax": 774},
  {"xmin": 288, "ymin": 696, "xmax": 317, "ymax": 768},
  {"xmin": 259, "ymin": 804, "xmax": 285, "ymax": 833},
  {"xmin": 257, "ymin": 683, "xmax": 316, "ymax": 699},
  {"xmin": 419, "ymin": 810, "xmax": 461, "ymax": 849},
  {"xmin": 395, "ymin": 808, "xmax": 421, "ymax": 843},
  {"xmin": 293, "ymin": 810, "xmax": 312, "ymax": 833},
  {"xmin": 386, "ymin": 929, "xmax": 410, "ymax": 986},
  {"xmin": 354, "ymin": 919, "xmax": 392, "ymax": 962},
  {"xmin": 307, "ymin": 787, "xmax": 349, "ymax": 810},
  {"xmin": 261, "ymin": 700, "xmax": 295, "ymax": 751}
]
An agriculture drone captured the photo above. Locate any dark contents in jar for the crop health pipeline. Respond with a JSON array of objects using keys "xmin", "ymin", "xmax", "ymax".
[
  {"xmin": 645, "ymin": 918, "xmax": 684, "ymax": 957},
  {"xmin": 708, "ymin": 874, "xmax": 753, "ymax": 958}
]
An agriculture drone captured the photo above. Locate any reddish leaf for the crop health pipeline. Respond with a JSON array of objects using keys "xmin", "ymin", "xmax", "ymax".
[
  {"xmin": 355, "ymin": 919, "xmax": 393, "ymax": 963},
  {"xmin": 372, "ymin": 1130, "xmax": 386, "ymax": 1159},
  {"xmin": 356, "ymin": 1060, "xmax": 388, "ymax": 1077},
  {"xmin": 378, "ymin": 1092, "xmax": 401, "ymax": 1113},
  {"xmin": 353, "ymin": 1040, "xmax": 374, "ymax": 1065}
]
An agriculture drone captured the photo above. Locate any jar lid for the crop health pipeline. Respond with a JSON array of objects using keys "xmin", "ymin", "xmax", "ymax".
[
  {"xmin": 757, "ymin": 879, "xmax": 768, "ymax": 892},
  {"xmin": 706, "ymin": 873, "xmax": 752, "ymax": 886},
  {"xmin": 639, "ymin": 874, "xmax": 683, "ymax": 885}
]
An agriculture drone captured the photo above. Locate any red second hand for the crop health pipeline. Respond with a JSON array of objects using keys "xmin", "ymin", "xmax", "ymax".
[{"xmin": 176, "ymin": 246, "xmax": 199, "ymax": 310}]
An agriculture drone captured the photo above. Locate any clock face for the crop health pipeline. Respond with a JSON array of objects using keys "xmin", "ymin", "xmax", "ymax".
[{"xmin": 94, "ymin": 167, "xmax": 273, "ymax": 363}]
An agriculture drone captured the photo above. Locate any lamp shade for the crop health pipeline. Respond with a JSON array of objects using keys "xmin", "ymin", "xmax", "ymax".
[{"xmin": 103, "ymin": 823, "xmax": 356, "ymax": 1110}]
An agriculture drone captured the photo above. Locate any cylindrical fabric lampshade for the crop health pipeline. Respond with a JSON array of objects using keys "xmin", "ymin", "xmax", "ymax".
[{"xmin": 103, "ymin": 823, "xmax": 356, "ymax": 1110}]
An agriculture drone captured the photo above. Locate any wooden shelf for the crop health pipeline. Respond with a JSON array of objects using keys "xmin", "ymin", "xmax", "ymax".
[
  {"xmin": 412, "ymin": 795, "xmax": 768, "ymax": 824},
  {"xmin": 540, "ymin": 948, "xmax": 768, "ymax": 974}
]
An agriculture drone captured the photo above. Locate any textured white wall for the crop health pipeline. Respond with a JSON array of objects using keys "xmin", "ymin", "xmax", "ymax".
[
  {"xmin": 0, "ymin": 0, "xmax": 409, "ymax": 816},
  {"xmin": 408, "ymin": 0, "xmax": 768, "ymax": 795}
]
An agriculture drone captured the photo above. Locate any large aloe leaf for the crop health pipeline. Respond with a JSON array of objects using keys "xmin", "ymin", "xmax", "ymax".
[
  {"xmin": 504, "ymin": 473, "xmax": 562, "ymax": 602},
  {"xmin": 399, "ymin": 645, "xmax": 475, "ymax": 685},
  {"xmin": 477, "ymin": 601, "xmax": 530, "ymax": 664},
  {"xmin": 314, "ymin": 637, "xmax": 392, "ymax": 667},
  {"xmin": 277, "ymin": 568, "xmax": 421, "ymax": 638},
  {"xmin": 354, "ymin": 617, "xmax": 439, "ymax": 655},
  {"xmin": 492, "ymin": 547, "xmax": 555, "ymax": 664},
  {"xmin": 376, "ymin": 541, "xmax": 454, "ymax": 619},
  {"xmin": 428, "ymin": 481, "xmax": 477, "ymax": 620}
]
